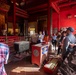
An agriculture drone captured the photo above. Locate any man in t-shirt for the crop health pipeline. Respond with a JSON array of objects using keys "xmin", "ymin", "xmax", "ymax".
[{"xmin": 62, "ymin": 27, "xmax": 76, "ymax": 60}]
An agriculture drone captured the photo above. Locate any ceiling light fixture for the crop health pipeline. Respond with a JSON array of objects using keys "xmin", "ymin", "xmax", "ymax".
[
  {"xmin": 16, "ymin": 2, "xmax": 19, "ymax": 6},
  {"xmin": 20, "ymin": 2, "xmax": 25, "ymax": 6},
  {"xmin": 11, "ymin": 1, "xmax": 13, "ymax": 3}
]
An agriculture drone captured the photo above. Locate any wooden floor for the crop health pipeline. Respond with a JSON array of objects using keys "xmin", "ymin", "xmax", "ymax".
[
  {"xmin": 5, "ymin": 46, "xmax": 58, "ymax": 75},
  {"xmin": 5, "ymin": 46, "xmax": 76, "ymax": 75},
  {"xmin": 5, "ymin": 56, "xmax": 49, "ymax": 75}
]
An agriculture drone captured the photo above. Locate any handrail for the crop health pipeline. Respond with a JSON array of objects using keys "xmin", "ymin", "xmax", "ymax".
[
  {"xmin": 16, "ymin": 10, "xmax": 28, "ymax": 16},
  {"xmin": 15, "ymin": 7, "xmax": 28, "ymax": 18},
  {"xmin": 16, "ymin": 7, "xmax": 27, "ymax": 14},
  {"xmin": 16, "ymin": 13, "xmax": 28, "ymax": 18}
]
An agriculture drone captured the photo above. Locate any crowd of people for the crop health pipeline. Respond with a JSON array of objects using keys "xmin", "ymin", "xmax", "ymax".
[
  {"xmin": 51, "ymin": 27, "xmax": 76, "ymax": 75},
  {"xmin": 31, "ymin": 27, "xmax": 76, "ymax": 62},
  {"xmin": 32, "ymin": 27, "xmax": 76, "ymax": 74},
  {"xmin": 31, "ymin": 30, "xmax": 48, "ymax": 44},
  {"xmin": 51, "ymin": 27, "xmax": 76, "ymax": 56},
  {"xmin": 30, "ymin": 27, "xmax": 76, "ymax": 63},
  {"xmin": 0, "ymin": 27, "xmax": 76, "ymax": 75}
]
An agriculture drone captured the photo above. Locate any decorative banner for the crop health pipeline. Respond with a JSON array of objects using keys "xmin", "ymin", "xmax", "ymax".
[{"xmin": 33, "ymin": 49, "xmax": 39, "ymax": 57}]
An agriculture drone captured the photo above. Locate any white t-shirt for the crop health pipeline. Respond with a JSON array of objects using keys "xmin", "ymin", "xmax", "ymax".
[{"xmin": 39, "ymin": 34, "xmax": 44, "ymax": 42}]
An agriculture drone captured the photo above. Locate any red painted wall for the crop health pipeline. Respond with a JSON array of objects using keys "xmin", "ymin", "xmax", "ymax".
[
  {"xmin": 60, "ymin": 8, "xmax": 76, "ymax": 29},
  {"xmin": 53, "ymin": 6, "xmax": 76, "ymax": 34},
  {"xmin": 52, "ymin": 12, "xmax": 59, "ymax": 28}
]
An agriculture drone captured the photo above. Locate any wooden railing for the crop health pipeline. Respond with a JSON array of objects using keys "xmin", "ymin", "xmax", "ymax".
[
  {"xmin": 15, "ymin": 7, "xmax": 28, "ymax": 18},
  {"xmin": 0, "ymin": 36, "xmax": 25, "ymax": 47}
]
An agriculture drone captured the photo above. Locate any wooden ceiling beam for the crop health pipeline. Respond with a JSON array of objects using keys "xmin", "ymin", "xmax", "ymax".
[
  {"xmin": 51, "ymin": 2, "xmax": 60, "ymax": 14},
  {"xmin": 27, "ymin": 3, "xmax": 48, "ymax": 11},
  {"xmin": 16, "ymin": 13, "xmax": 28, "ymax": 18},
  {"xmin": 29, "ymin": 8, "xmax": 47, "ymax": 14},
  {"xmin": 16, "ymin": 7, "xmax": 27, "ymax": 14},
  {"xmin": 55, "ymin": 0, "xmax": 68, "ymax": 3},
  {"xmin": 59, "ymin": 2, "xmax": 76, "ymax": 7},
  {"xmin": 28, "ymin": 1, "xmax": 60, "ymax": 13}
]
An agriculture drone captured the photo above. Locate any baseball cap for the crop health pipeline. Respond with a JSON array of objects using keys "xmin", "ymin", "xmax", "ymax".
[{"xmin": 67, "ymin": 27, "xmax": 74, "ymax": 32}]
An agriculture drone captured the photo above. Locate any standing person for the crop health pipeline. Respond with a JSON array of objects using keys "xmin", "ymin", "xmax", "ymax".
[
  {"xmin": 37, "ymin": 31, "xmax": 44, "ymax": 43},
  {"xmin": 62, "ymin": 27, "xmax": 76, "ymax": 61},
  {"xmin": 57, "ymin": 31, "xmax": 61, "ymax": 46},
  {"xmin": 43, "ymin": 30, "xmax": 45, "ymax": 36},
  {"xmin": 52, "ymin": 33, "xmax": 57, "ymax": 50},
  {"xmin": 0, "ymin": 43, "xmax": 9, "ymax": 75},
  {"xmin": 57, "ymin": 31, "xmax": 66, "ymax": 55}
]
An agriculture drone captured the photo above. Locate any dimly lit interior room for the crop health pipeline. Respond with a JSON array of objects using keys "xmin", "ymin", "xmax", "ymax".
[{"xmin": 0, "ymin": 0, "xmax": 76, "ymax": 75}]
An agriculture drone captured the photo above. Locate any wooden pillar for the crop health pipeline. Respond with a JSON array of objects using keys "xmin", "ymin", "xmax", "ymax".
[
  {"xmin": 13, "ymin": 0, "xmax": 16, "ymax": 35},
  {"xmin": 24, "ymin": 20, "xmax": 28, "ymax": 36},
  {"xmin": 47, "ymin": 0, "xmax": 53, "ymax": 36}
]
